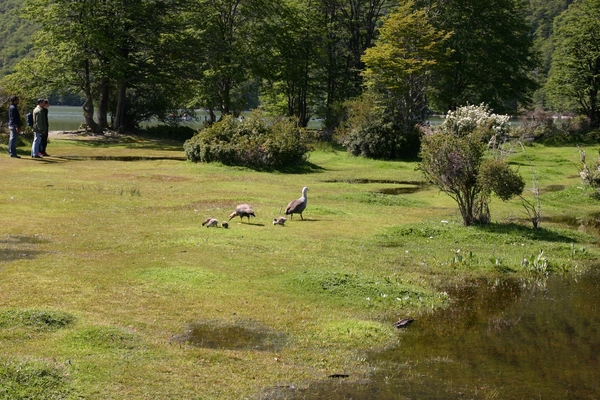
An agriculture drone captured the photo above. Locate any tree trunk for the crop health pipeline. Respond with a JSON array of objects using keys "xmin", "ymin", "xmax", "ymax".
[
  {"xmin": 113, "ymin": 83, "xmax": 127, "ymax": 132},
  {"xmin": 97, "ymin": 78, "xmax": 110, "ymax": 129},
  {"xmin": 82, "ymin": 59, "xmax": 101, "ymax": 134}
]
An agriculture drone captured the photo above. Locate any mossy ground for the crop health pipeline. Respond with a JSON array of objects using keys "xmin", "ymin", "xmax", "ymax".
[{"xmin": 0, "ymin": 134, "xmax": 598, "ymax": 399}]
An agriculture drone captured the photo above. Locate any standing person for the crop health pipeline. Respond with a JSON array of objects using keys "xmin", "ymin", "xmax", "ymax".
[
  {"xmin": 39, "ymin": 99, "xmax": 50, "ymax": 156},
  {"xmin": 31, "ymin": 98, "xmax": 46, "ymax": 158},
  {"xmin": 7, "ymin": 95, "xmax": 22, "ymax": 158}
]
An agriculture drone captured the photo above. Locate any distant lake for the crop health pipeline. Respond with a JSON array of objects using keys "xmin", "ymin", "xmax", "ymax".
[
  {"xmin": 48, "ymin": 105, "xmax": 217, "ymax": 131},
  {"xmin": 48, "ymin": 106, "xmax": 326, "ymax": 131},
  {"xmin": 47, "ymin": 105, "xmax": 526, "ymax": 132}
]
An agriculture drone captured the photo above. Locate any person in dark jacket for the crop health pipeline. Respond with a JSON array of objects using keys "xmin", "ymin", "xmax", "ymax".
[
  {"xmin": 31, "ymin": 98, "xmax": 47, "ymax": 158},
  {"xmin": 39, "ymin": 99, "xmax": 50, "ymax": 156},
  {"xmin": 7, "ymin": 95, "xmax": 22, "ymax": 158}
]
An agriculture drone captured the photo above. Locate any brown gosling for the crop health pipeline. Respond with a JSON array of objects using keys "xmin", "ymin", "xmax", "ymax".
[
  {"xmin": 202, "ymin": 218, "xmax": 219, "ymax": 228},
  {"xmin": 221, "ymin": 221, "xmax": 229, "ymax": 229}
]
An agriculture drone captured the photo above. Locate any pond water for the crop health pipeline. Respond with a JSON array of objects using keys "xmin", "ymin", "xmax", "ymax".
[
  {"xmin": 268, "ymin": 211, "xmax": 600, "ymax": 399},
  {"xmin": 269, "ymin": 269, "xmax": 600, "ymax": 399}
]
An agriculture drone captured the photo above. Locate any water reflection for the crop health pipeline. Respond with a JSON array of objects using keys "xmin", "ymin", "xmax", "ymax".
[{"xmin": 268, "ymin": 270, "xmax": 600, "ymax": 399}]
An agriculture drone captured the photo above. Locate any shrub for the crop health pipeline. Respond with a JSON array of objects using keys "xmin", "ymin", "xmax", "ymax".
[
  {"xmin": 514, "ymin": 108, "xmax": 558, "ymax": 141},
  {"xmin": 335, "ymin": 93, "xmax": 420, "ymax": 159},
  {"xmin": 420, "ymin": 104, "xmax": 523, "ymax": 226},
  {"xmin": 183, "ymin": 110, "xmax": 316, "ymax": 169},
  {"xmin": 578, "ymin": 147, "xmax": 600, "ymax": 188}
]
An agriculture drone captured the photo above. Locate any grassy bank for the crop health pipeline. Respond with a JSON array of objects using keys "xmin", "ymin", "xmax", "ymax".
[{"xmin": 1, "ymin": 134, "xmax": 599, "ymax": 399}]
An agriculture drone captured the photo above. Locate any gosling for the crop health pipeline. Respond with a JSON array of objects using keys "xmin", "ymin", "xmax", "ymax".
[{"xmin": 273, "ymin": 217, "xmax": 287, "ymax": 226}]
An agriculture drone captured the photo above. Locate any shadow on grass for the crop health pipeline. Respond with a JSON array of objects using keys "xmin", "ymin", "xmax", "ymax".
[
  {"xmin": 473, "ymin": 222, "xmax": 593, "ymax": 243},
  {"xmin": 56, "ymin": 155, "xmax": 186, "ymax": 162},
  {"xmin": 56, "ymin": 134, "xmax": 184, "ymax": 152},
  {"xmin": 235, "ymin": 160, "xmax": 326, "ymax": 174}
]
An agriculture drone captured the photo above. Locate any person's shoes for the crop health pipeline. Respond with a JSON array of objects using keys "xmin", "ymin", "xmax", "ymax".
[
  {"xmin": 41, "ymin": 152, "xmax": 50, "ymax": 157},
  {"xmin": 38, "ymin": 152, "xmax": 44, "ymax": 157},
  {"xmin": 10, "ymin": 155, "xmax": 21, "ymax": 158},
  {"xmin": 32, "ymin": 155, "xmax": 42, "ymax": 158}
]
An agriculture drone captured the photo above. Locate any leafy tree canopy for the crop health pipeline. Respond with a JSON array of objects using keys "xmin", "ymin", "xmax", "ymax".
[{"xmin": 546, "ymin": 0, "xmax": 600, "ymax": 128}]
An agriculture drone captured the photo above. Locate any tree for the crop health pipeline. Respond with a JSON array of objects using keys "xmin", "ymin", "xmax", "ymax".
[
  {"xmin": 2, "ymin": 0, "xmax": 191, "ymax": 133},
  {"xmin": 183, "ymin": 0, "xmax": 276, "ymax": 122},
  {"xmin": 527, "ymin": 0, "xmax": 570, "ymax": 108},
  {"xmin": 361, "ymin": 0, "xmax": 449, "ymax": 130},
  {"xmin": 421, "ymin": 0, "xmax": 537, "ymax": 114},
  {"xmin": 319, "ymin": 0, "xmax": 391, "ymax": 130},
  {"xmin": 546, "ymin": 0, "xmax": 600, "ymax": 128},
  {"xmin": 420, "ymin": 104, "xmax": 524, "ymax": 226},
  {"xmin": 256, "ymin": 0, "xmax": 323, "ymax": 127},
  {"xmin": 0, "ymin": 0, "xmax": 37, "ymax": 78},
  {"xmin": 339, "ymin": 0, "xmax": 448, "ymax": 159}
]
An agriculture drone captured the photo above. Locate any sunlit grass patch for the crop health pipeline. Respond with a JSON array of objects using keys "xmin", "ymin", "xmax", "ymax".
[
  {"xmin": 314, "ymin": 319, "xmax": 396, "ymax": 349},
  {"xmin": 541, "ymin": 185, "xmax": 600, "ymax": 206},
  {"xmin": 0, "ymin": 309, "xmax": 75, "ymax": 332},
  {"xmin": 291, "ymin": 270, "xmax": 446, "ymax": 310},
  {"xmin": 330, "ymin": 191, "xmax": 427, "ymax": 207},
  {"xmin": 64, "ymin": 326, "xmax": 141, "ymax": 352},
  {"xmin": 377, "ymin": 223, "xmax": 451, "ymax": 247},
  {"xmin": 135, "ymin": 266, "xmax": 220, "ymax": 289},
  {"xmin": 0, "ymin": 357, "xmax": 73, "ymax": 400},
  {"xmin": 375, "ymin": 222, "xmax": 599, "ymax": 276}
]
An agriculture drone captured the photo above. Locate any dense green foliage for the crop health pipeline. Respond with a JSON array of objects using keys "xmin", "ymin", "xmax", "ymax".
[
  {"xmin": 337, "ymin": 93, "xmax": 420, "ymax": 159},
  {"xmin": 0, "ymin": 0, "xmax": 597, "ymax": 151},
  {"xmin": 526, "ymin": 0, "xmax": 569, "ymax": 107},
  {"xmin": 183, "ymin": 110, "xmax": 316, "ymax": 168},
  {"xmin": 419, "ymin": 0, "xmax": 537, "ymax": 113},
  {"xmin": 0, "ymin": 0, "xmax": 36, "ymax": 78},
  {"xmin": 546, "ymin": 0, "xmax": 600, "ymax": 128}
]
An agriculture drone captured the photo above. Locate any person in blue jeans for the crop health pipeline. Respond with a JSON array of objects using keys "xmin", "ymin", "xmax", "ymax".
[
  {"xmin": 31, "ymin": 98, "xmax": 47, "ymax": 158},
  {"xmin": 7, "ymin": 95, "xmax": 22, "ymax": 158}
]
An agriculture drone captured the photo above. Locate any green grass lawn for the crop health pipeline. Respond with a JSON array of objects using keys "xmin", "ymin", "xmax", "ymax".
[{"xmin": 1, "ymin": 134, "xmax": 599, "ymax": 399}]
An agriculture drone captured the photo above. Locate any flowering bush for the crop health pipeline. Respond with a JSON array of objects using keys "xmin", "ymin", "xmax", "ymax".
[{"xmin": 438, "ymin": 103, "xmax": 511, "ymax": 141}]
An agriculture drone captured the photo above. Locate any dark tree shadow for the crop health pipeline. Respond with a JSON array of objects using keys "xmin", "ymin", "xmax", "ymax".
[{"xmin": 473, "ymin": 222, "xmax": 594, "ymax": 243}]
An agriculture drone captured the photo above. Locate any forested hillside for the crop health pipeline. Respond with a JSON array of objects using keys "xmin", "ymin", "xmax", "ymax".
[
  {"xmin": 1, "ymin": 0, "xmax": 597, "ymax": 135},
  {"xmin": 0, "ymin": 0, "xmax": 37, "ymax": 77}
]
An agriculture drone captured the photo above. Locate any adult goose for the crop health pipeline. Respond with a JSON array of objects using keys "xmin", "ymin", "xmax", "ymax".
[
  {"xmin": 285, "ymin": 187, "xmax": 308, "ymax": 220},
  {"xmin": 229, "ymin": 204, "xmax": 255, "ymax": 223}
]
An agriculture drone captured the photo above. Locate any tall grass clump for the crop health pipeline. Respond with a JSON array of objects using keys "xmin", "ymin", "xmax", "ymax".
[
  {"xmin": 0, "ymin": 358, "xmax": 72, "ymax": 400},
  {"xmin": 183, "ymin": 109, "xmax": 316, "ymax": 169},
  {"xmin": 0, "ymin": 309, "xmax": 75, "ymax": 332}
]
